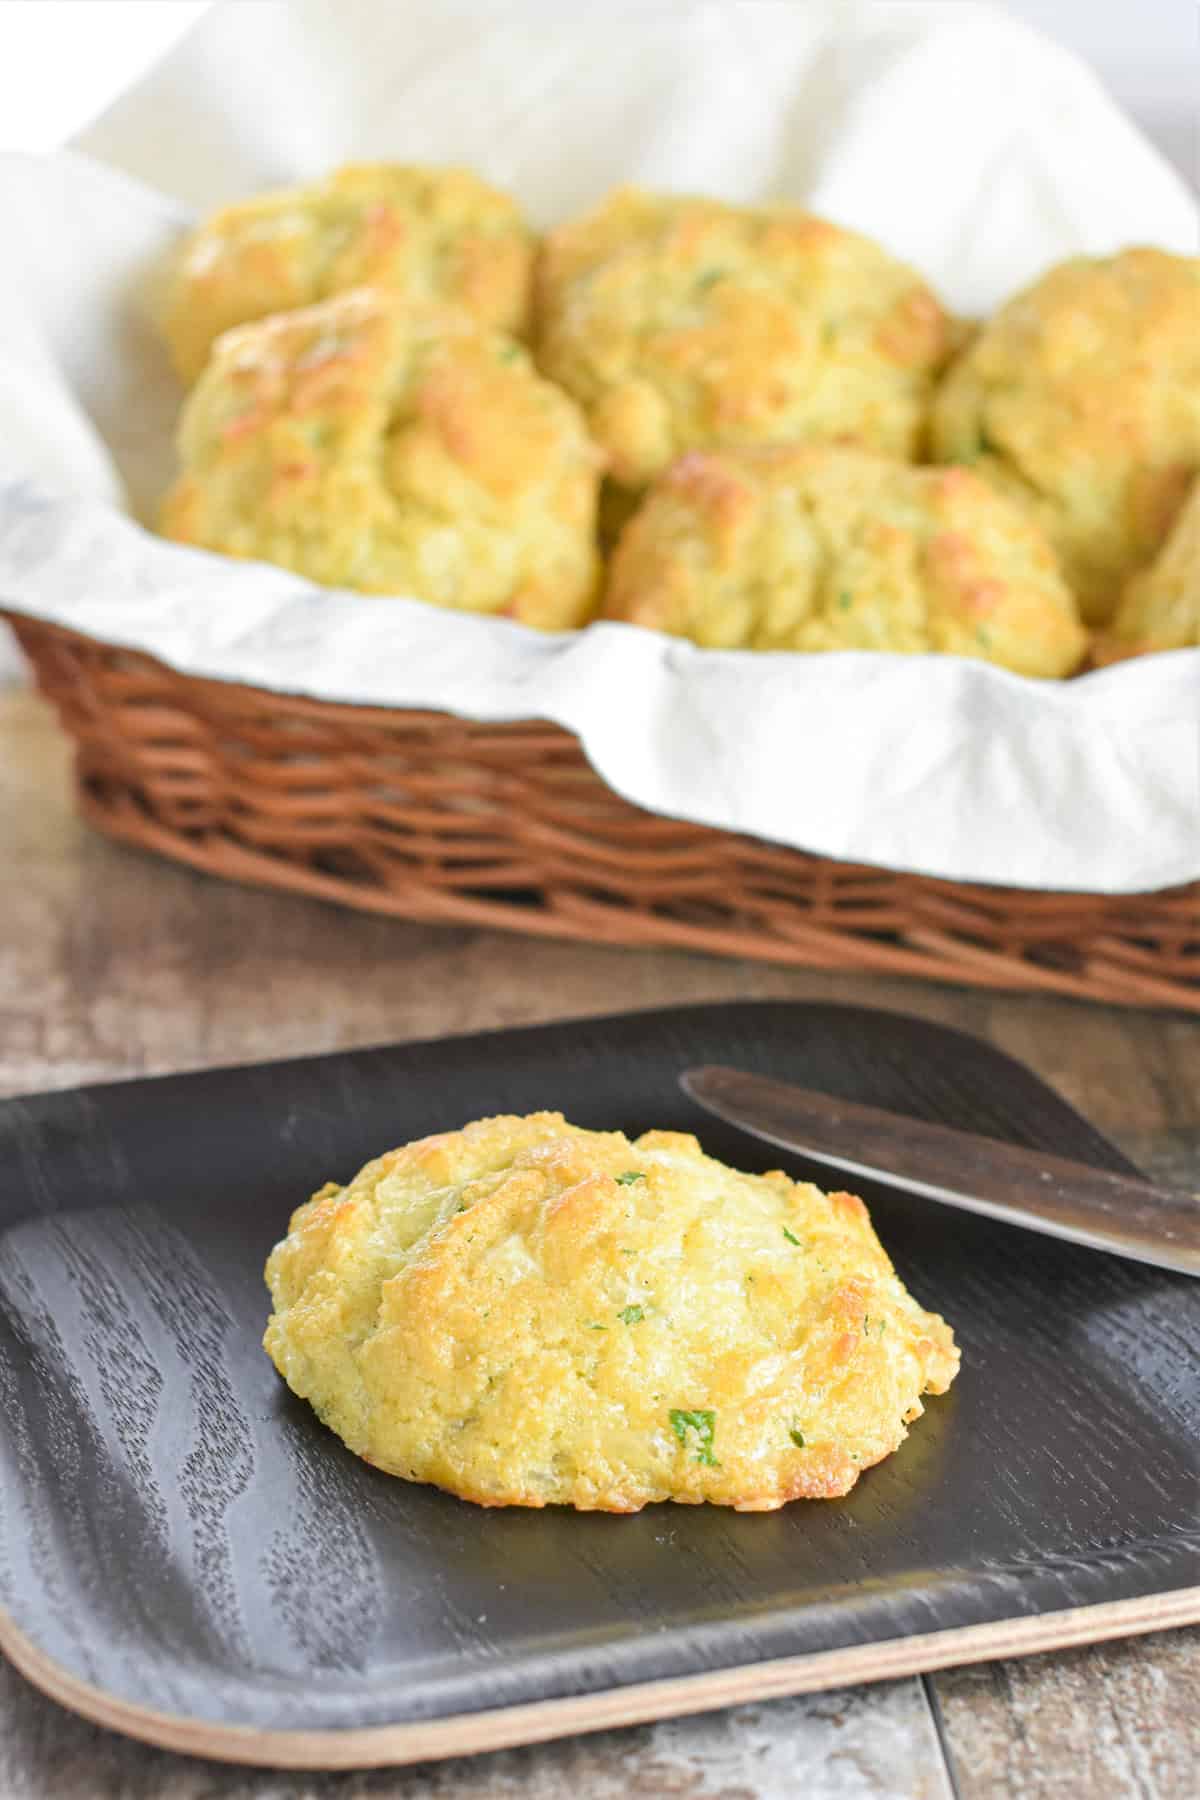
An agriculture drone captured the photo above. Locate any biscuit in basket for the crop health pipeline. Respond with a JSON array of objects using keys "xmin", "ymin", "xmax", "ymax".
[
  {"xmin": 602, "ymin": 445, "xmax": 1087, "ymax": 677},
  {"xmin": 1096, "ymin": 473, "xmax": 1200, "ymax": 663},
  {"xmin": 535, "ymin": 187, "xmax": 953, "ymax": 489},
  {"xmin": 160, "ymin": 289, "xmax": 602, "ymax": 629},
  {"xmin": 164, "ymin": 162, "xmax": 535, "ymax": 383},
  {"xmin": 931, "ymin": 248, "xmax": 1200, "ymax": 625},
  {"xmin": 263, "ymin": 1111, "xmax": 959, "ymax": 1511}
]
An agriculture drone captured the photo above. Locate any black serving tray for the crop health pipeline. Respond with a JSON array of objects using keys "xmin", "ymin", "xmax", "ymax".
[{"xmin": 0, "ymin": 1003, "xmax": 1196, "ymax": 1768}]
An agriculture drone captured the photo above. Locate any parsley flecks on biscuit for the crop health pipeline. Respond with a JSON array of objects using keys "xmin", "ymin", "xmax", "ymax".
[
  {"xmin": 931, "ymin": 248, "xmax": 1200, "ymax": 626},
  {"xmin": 535, "ymin": 187, "xmax": 953, "ymax": 490},
  {"xmin": 263, "ymin": 1113, "xmax": 959, "ymax": 1511},
  {"xmin": 164, "ymin": 162, "xmax": 535, "ymax": 384},
  {"xmin": 603, "ymin": 445, "xmax": 1087, "ymax": 678},
  {"xmin": 160, "ymin": 290, "xmax": 603, "ymax": 630}
]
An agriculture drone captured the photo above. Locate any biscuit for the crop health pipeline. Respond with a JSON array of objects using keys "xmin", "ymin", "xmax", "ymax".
[
  {"xmin": 535, "ymin": 187, "xmax": 953, "ymax": 490},
  {"xmin": 160, "ymin": 289, "xmax": 602, "ymax": 629},
  {"xmin": 603, "ymin": 445, "xmax": 1087, "ymax": 677},
  {"xmin": 263, "ymin": 1111, "xmax": 959, "ymax": 1511},
  {"xmin": 1097, "ymin": 473, "xmax": 1200, "ymax": 663},
  {"xmin": 931, "ymin": 248, "xmax": 1200, "ymax": 625},
  {"xmin": 164, "ymin": 162, "xmax": 534, "ymax": 383}
]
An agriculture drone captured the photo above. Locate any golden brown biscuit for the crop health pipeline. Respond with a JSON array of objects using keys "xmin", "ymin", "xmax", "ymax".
[
  {"xmin": 263, "ymin": 1111, "xmax": 959, "ymax": 1512},
  {"xmin": 603, "ymin": 445, "xmax": 1087, "ymax": 677},
  {"xmin": 931, "ymin": 248, "xmax": 1200, "ymax": 625},
  {"xmin": 1096, "ymin": 474, "xmax": 1200, "ymax": 663},
  {"xmin": 160, "ymin": 289, "xmax": 602, "ymax": 629},
  {"xmin": 535, "ymin": 187, "xmax": 953, "ymax": 490},
  {"xmin": 164, "ymin": 162, "xmax": 534, "ymax": 383}
]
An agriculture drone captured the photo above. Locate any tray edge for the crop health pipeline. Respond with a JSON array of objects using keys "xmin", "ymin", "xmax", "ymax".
[{"xmin": 4, "ymin": 1585, "xmax": 1198, "ymax": 1772}]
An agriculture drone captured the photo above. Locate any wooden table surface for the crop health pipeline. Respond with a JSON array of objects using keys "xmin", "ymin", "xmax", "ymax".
[{"xmin": 2, "ymin": 685, "xmax": 1198, "ymax": 1799}]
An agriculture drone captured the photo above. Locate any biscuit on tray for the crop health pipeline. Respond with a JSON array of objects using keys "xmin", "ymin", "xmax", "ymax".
[
  {"xmin": 160, "ymin": 288, "xmax": 602, "ymax": 629},
  {"xmin": 535, "ymin": 186, "xmax": 953, "ymax": 489},
  {"xmin": 931, "ymin": 247, "xmax": 1200, "ymax": 625},
  {"xmin": 263, "ymin": 1111, "xmax": 959, "ymax": 1511},
  {"xmin": 164, "ymin": 162, "xmax": 535, "ymax": 383},
  {"xmin": 603, "ymin": 445, "xmax": 1088, "ymax": 677}
]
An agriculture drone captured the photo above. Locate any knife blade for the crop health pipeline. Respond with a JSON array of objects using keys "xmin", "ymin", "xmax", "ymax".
[{"xmin": 680, "ymin": 1064, "xmax": 1200, "ymax": 1278}]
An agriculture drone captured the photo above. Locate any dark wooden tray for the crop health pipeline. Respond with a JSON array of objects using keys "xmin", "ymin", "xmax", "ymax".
[{"xmin": 0, "ymin": 1002, "xmax": 1196, "ymax": 1769}]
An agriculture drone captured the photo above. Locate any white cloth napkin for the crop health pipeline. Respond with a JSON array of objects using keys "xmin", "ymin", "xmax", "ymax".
[{"xmin": 0, "ymin": 0, "xmax": 1196, "ymax": 892}]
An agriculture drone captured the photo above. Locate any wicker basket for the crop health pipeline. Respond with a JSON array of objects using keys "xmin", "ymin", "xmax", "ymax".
[{"xmin": 11, "ymin": 613, "xmax": 1199, "ymax": 1011}]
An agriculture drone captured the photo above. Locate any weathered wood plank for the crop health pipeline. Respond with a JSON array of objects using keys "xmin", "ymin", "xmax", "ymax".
[
  {"xmin": 0, "ymin": 1655, "xmax": 956, "ymax": 1800},
  {"xmin": 933, "ymin": 1628, "xmax": 1200, "ymax": 1800},
  {"xmin": 2, "ymin": 685, "xmax": 1197, "ymax": 1798}
]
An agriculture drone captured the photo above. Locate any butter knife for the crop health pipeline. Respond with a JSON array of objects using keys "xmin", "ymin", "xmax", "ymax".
[{"xmin": 680, "ymin": 1065, "xmax": 1200, "ymax": 1277}]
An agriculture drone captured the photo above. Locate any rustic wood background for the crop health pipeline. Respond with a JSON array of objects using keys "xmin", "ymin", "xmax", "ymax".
[{"xmin": 3, "ymin": 685, "xmax": 1197, "ymax": 1798}]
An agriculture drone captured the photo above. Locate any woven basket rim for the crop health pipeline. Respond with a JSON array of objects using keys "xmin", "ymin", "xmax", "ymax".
[
  {"xmin": 10, "ymin": 609, "xmax": 1199, "ymax": 907},
  {"xmin": 15, "ymin": 611, "xmax": 1199, "ymax": 1010}
]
